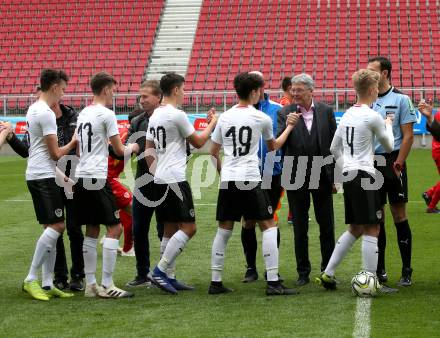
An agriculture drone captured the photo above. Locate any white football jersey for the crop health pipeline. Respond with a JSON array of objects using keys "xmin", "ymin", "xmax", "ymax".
[
  {"xmin": 211, "ymin": 105, "xmax": 273, "ymax": 182},
  {"xmin": 331, "ymin": 104, "xmax": 394, "ymax": 174},
  {"xmin": 146, "ymin": 104, "xmax": 195, "ymax": 183},
  {"xmin": 25, "ymin": 100, "xmax": 58, "ymax": 180},
  {"xmin": 75, "ymin": 104, "xmax": 119, "ymax": 179}
]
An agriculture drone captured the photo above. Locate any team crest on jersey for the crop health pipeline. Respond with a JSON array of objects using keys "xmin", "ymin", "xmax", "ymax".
[
  {"xmin": 268, "ymin": 206, "xmax": 273, "ymax": 214},
  {"xmin": 376, "ymin": 210, "xmax": 382, "ymax": 220},
  {"xmin": 124, "ymin": 192, "xmax": 131, "ymax": 199},
  {"xmin": 189, "ymin": 209, "xmax": 195, "ymax": 217},
  {"xmin": 114, "ymin": 210, "xmax": 120, "ymax": 219},
  {"xmin": 55, "ymin": 209, "xmax": 63, "ymax": 217}
]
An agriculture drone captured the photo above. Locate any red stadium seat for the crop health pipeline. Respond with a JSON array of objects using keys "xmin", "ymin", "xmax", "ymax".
[
  {"xmin": 1, "ymin": 1, "xmax": 436, "ymax": 96},
  {"xmin": 185, "ymin": 0, "xmax": 435, "ymax": 92},
  {"xmin": 0, "ymin": 1, "xmax": 165, "ymax": 94}
]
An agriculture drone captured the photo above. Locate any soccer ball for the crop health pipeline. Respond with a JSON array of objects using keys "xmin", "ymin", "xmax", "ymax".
[{"xmin": 351, "ymin": 270, "xmax": 380, "ymax": 297}]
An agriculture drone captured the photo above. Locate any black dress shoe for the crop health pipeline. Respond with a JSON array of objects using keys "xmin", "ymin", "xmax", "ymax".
[
  {"xmin": 295, "ymin": 276, "xmax": 310, "ymax": 286},
  {"xmin": 69, "ymin": 277, "xmax": 84, "ymax": 291},
  {"xmin": 53, "ymin": 279, "xmax": 70, "ymax": 290}
]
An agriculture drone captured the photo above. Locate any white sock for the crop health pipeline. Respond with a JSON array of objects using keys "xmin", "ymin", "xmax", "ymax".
[
  {"xmin": 41, "ymin": 247, "xmax": 57, "ymax": 288},
  {"xmin": 262, "ymin": 227, "xmax": 279, "ymax": 282},
  {"xmin": 25, "ymin": 227, "xmax": 60, "ymax": 282},
  {"xmin": 362, "ymin": 235, "xmax": 379, "ymax": 273},
  {"xmin": 157, "ymin": 230, "xmax": 189, "ymax": 273},
  {"xmin": 325, "ymin": 231, "xmax": 357, "ymax": 276},
  {"xmin": 83, "ymin": 237, "xmax": 98, "ymax": 286},
  {"xmin": 160, "ymin": 237, "xmax": 176, "ymax": 279},
  {"xmin": 167, "ymin": 259, "xmax": 177, "ymax": 279},
  {"xmin": 102, "ymin": 238, "xmax": 119, "ymax": 288},
  {"xmin": 160, "ymin": 237, "xmax": 170, "ymax": 256},
  {"xmin": 211, "ymin": 228, "xmax": 232, "ymax": 282}
]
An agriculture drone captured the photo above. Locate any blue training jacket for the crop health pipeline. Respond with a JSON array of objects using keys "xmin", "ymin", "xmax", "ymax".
[{"xmin": 256, "ymin": 93, "xmax": 283, "ymax": 176}]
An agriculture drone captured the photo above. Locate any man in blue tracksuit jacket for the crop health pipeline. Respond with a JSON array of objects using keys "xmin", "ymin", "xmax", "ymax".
[{"xmin": 241, "ymin": 72, "xmax": 285, "ymax": 283}]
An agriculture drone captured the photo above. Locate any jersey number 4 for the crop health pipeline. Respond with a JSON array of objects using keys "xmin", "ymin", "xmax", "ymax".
[
  {"xmin": 225, "ymin": 126, "xmax": 252, "ymax": 156},
  {"xmin": 150, "ymin": 126, "xmax": 166, "ymax": 153},
  {"xmin": 346, "ymin": 126, "xmax": 354, "ymax": 156},
  {"xmin": 78, "ymin": 122, "xmax": 93, "ymax": 153}
]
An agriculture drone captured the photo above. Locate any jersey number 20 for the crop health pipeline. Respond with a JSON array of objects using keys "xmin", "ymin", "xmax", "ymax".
[{"xmin": 150, "ymin": 126, "xmax": 166, "ymax": 153}]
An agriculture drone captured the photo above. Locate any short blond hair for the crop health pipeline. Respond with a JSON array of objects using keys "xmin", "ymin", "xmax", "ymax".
[{"xmin": 352, "ymin": 69, "xmax": 380, "ymax": 98}]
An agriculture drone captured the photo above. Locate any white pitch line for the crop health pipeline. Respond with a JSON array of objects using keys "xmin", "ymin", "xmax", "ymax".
[
  {"xmin": 353, "ymin": 297, "xmax": 372, "ymax": 338},
  {"xmin": 2, "ymin": 199, "xmax": 32, "ymax": 202}
]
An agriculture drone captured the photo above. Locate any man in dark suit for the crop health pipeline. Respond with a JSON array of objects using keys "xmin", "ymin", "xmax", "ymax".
[{"xmin": 278, "ymin": 73, "xmax": 336, "ymax": 286}]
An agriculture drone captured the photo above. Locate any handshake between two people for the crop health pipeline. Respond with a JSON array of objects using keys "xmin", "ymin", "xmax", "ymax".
[{"xmin": 286, "ymin": 112, "xmax": 302, "ymax": 127}]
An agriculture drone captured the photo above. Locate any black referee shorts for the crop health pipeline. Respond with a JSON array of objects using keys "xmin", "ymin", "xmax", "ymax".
[{"xmin": 375, "ymin": 151, "xmax": 408, "ymax": 205}]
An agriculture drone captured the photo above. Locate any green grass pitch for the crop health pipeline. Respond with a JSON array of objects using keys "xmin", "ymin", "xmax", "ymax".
[{"xmin": 0, "ymin": 150, "xmax": 439, "ymax": 337}]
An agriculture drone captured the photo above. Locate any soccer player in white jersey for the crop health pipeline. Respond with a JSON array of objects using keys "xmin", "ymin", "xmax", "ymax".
[
  {"xmin": 74, "ymin": 72, "xmax": 138, "ymax": 298},
  {"xmin": 316, "ymin": 69, "xmax": 394, "ymax": 291},
  {"xmin": 22, "ymin": 69, "xmax": 77, "ymax": 301},
  {"xmin": 145, "ymin": 73, "xmax": 217, "ymax": 294},
  {"xmin": 209, "ymin": 72, "xmax": 301, "ymax": 295}
]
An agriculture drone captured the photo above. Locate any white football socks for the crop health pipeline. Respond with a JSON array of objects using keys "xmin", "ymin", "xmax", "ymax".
[
  {"xmin": 160, "ymin": 237, "xmax": 176, "ymax": 279},
  {"xmin": 160, "ymin": 237, "xmax": 170, "ymax": 257},
  {"xmin": 41, "ymin": 246, "xmax": 57, "ymax": 288},
  {"xmin": 25, "ymin": 227, "xmax": 60, "ymax": 283},
  {"xmin": 262, "ymin": 227, "xmax": 279, "ymax": 281},
  {"xmin": 102, "ymin": 237, "xmax": 119, "ymax": 288},
  {"xmin": 83, "ymin": 236, "xmax": 98, "ymax": 286},
  {"xmin": 157, "ymin": 230, "xmax": 189, "ymax": 273},
  {"xmin": 211, "ymin": 227, "xmax": 232, "ymax": 282},
  {"xmin": 324, "ymin": 231, "xmax": 357, "ymax": 277},
  {"xmin": 362, "ymin": 235, "xmax": 379, "ymax": 273}
]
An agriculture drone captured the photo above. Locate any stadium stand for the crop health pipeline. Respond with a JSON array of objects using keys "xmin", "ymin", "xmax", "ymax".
[
  {"xmin": 1, "ymin": 0, "xmax": 439, "ymax": 105},
  {"xmin": 0, "ymin": 0, "xmax": 164, "ymax": 97},
  {"xmin": 186, "ymin": 0, "xmax": 439, "ymax": 98}
]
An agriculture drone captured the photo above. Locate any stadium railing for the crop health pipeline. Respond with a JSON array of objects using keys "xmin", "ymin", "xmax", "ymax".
[{"xmin": 1, "ymin": 88, "xmax": 438, "ymax": 116}]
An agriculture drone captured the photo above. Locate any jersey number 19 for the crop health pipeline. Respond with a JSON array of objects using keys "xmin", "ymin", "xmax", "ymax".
[{"xmin": 225, "ymin": 126, "xmax": 252, "ymax": 156}]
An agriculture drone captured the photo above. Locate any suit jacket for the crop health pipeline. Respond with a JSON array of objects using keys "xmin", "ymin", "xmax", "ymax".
[
  {"xmin": 127, "ymin": 112, "xmax": 151, "ymax": 179},
  {"xmin": 278, "ymin": 101, "xmax": 336, "ymax": 188}
]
